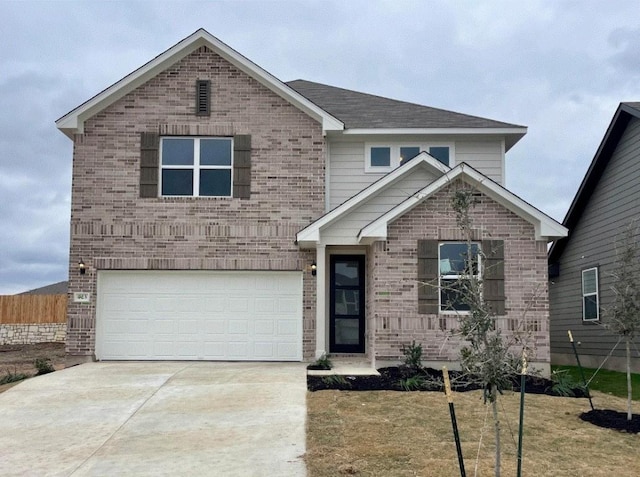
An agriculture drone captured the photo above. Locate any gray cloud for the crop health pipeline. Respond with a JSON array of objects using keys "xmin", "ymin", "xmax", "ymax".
[{"xmin": 1, "ymin": 0, "xmax": 640, "ymax": 293}]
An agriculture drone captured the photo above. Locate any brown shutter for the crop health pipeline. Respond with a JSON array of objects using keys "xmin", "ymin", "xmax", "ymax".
[
  {"xmin": 233, "ymin": 135, "xmax": 251, "ymax": 199},
  {"xmin": 482, "ymin": 240, "xmax": 505, "ymax": 315},
  {"xmin": 417, "ymin": 240, "xmax": 439, "ymax": 314},
  {"xmin": 140, "ymin": 132, "xmax": 159, "ymax": 198},
  {"xmin": 196, "ymin": 80, "xmax": 210, "ymax": 116}
]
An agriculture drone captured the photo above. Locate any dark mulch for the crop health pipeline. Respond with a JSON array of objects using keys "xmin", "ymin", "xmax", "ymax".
[
  {"xmin": 308, "ymin": 365, "xmax": 588, "ymax": 398},
  {"xmin": 580, "ymin": 409, "xmax": 640, "ymax": 434}
]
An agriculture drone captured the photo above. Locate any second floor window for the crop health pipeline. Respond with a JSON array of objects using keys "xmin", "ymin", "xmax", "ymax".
[
  {"xmin": 160, "ymin": 137, "xmax": 233, "ymax": 197},
  {"xmin": 366, "ymin": 143, "xmax": 452, "ymax": 172}
]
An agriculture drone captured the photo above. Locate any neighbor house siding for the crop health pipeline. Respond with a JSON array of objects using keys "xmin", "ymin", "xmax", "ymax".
[
  {"xmin": 67, "ymin": 46, "xmax": 324, "ymax": 359},
  {"xmin": 328, "ymin": 137, "xmax": 505, "ymax": 209},
  {"xmin": 370, "ymin": 179, "xmax": 549, "ymax": 366},
  {"xmin": 549, "ymin": 117, "xmax": 640, "ymax": 370}
]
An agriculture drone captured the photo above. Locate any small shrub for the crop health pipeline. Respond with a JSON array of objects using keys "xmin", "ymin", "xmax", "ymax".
[
  {"xmin": 401, "ymin": 340, "xmax": 423, "ymax": 369},
  {"xmin": 322, "ymin": 374, "xmax": 351, "ymax": 388},
  {"xmin": 0, "ymin": 368, "xmax": 30, "ymax": 385},
  {"xmin": 398, "ymin": 375, "xmax": 426, "ymax": 391},
  {"xmin": 307, "ymin": 354, "xmax": 333, "ymax": 370},
  {"xmin": 34, "ymin": 358, "xmax": 55, "ymax": 376},
  {"xmin": 550, "ymin": 369, "xmax": 577, "ymax": 397}
]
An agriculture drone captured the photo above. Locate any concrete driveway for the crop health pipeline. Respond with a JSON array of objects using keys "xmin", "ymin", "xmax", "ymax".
[{"xmin": 0, "ymin": 362, "xmax": 307, "ymax": 476}]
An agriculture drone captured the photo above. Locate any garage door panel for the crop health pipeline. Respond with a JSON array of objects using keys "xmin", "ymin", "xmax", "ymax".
[{"xmin": 97, "ymin": 271, "xmax": 302, "ymax": 361}]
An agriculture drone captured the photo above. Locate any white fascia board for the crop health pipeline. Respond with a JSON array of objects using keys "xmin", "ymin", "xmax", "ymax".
[
  {"xmin": 359, "ymin": 163, "xmax": 568, "ymax": 242},
  {"xmin": 296, "ymin": 153, "xmax": 450, "ymax": 244},
  {"xmin": 342, "ymin": 127, "xmax": 528, "ymax": 136},
  {"xmin": 56, "ymin": 29, "xmax": 343, "ymax": 138}
]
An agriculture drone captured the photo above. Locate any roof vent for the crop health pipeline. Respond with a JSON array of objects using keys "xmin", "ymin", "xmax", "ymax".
[{"xmin": 196, "ymin": 80, "xmax": 210, "ymax": 116}]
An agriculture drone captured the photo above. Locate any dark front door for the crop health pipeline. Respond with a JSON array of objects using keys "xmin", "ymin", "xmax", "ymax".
[{"xmin": 330, "ymin": 255, "xmax": 365, "ymax": 353}]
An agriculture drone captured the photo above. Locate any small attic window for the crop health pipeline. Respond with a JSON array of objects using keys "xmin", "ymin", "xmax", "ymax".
[{"xmin": 196, "ymin": 80, "xmax": 210, "ymax": 116}]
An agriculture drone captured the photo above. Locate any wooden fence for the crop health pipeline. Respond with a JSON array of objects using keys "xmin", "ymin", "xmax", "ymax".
[{"xmin": 0, "ymin": 295, "xmax": 67, "ymax": 325}]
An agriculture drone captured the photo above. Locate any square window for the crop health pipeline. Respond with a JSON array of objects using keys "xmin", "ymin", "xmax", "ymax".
[
  {"xmin": 429, "ymin": 146, "xmax": 450, "ymax": 166},
  {"xmin": 160, "ymin": 137, "xmax": 233, "ymax": 197},
  {"xmin": 400, "ymin": 146, "xmax": 420, "ymax": 164},
  {"xmin": 371, "ymin": 147, "xmax": 391, "ymax": 167}
]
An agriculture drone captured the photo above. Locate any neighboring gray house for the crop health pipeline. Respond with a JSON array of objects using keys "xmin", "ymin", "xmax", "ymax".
[
  {"xmin": 18, "ymin": 281, "xmax": 68, "ymax": 295},
  {"xmin": 56, "ymin": 29, "xmax": 566, "ymax": 369},
  {"xmin": 549, "ymin": 102, "xmax": 640, "ymax": 373}
]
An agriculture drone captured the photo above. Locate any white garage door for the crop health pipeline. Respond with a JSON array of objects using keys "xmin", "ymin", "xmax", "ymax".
[{"xmin": 96, "ymin": 271, "xmax": 303, "ymax": 361}]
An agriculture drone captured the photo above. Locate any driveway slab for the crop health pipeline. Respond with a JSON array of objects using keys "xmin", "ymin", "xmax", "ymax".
[{"xmin": 0, "ymin": 362, "xmax": 307, "ymax": 476}]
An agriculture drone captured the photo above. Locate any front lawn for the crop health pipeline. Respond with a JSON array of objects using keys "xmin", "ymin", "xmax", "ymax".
[
  {"xmin": 306, "ymin": 390, "xmax": 639, "ymax": 476},
  {"xmin": 552, "ymin": 365, "xmax": 640, "ymax": 401}
]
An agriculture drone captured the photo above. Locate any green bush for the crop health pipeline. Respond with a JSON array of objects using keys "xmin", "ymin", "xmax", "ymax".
[
  {"xmin": 401, "ymin": 340, "xmax": 423, "ymax": 369},
  {"xmin": 34, "ymin": 358, "xmax": 55, "ymax": 376},
  {"xmin": 0, "ymin": 369, "xmax": 30, "ymax": 385},
  {"xmin": 398, "ymin": 375, "xmax": 426, "ymax": 391}
]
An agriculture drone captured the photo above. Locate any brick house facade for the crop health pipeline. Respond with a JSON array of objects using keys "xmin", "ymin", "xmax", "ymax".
[{"xmin": 57, "ymin": 29, "xmax": 565, "ymax": 368}]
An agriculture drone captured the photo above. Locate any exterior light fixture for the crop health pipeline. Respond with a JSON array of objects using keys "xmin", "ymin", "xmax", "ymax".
[
  {"xmin": 311, "ymin": 262, "xmax": 317, "ymax": 276},
  {"xmin": 79, "ymin": 259, "xmax": 86, "ymax": 275}
]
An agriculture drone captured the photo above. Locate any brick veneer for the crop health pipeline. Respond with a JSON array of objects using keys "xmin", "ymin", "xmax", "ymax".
[
  {"xmin": 67, "ymin": 46, "xmax": 324, "ymax": 358},
  {"xmin": 370, "ymin": 179, "xmax": 550, "ymax": 365}
]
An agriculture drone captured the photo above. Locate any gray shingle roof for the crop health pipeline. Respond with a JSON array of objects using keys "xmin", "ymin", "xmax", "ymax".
[
  {"xmin": 18, "ymin": 280, "xmax": 68, "ymax": 295},
  {"xmin": 286, "ymin": 80, "xmax": 525, "ymax": 130}
]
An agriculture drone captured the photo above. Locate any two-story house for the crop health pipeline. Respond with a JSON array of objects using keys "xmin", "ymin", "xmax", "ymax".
[{"xmin": 56, "ymin": 29, "xmax": 566, "ymax": 371}]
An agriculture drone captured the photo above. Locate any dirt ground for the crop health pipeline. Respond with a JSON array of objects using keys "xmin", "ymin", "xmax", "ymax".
[{"xmin": 0, "ymin": 342, "xmax": 66, "ymax": 393}]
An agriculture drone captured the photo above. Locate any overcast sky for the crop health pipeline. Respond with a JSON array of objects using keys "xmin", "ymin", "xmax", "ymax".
[{"xmin": 1, "ymin": 0, "xmax": 639, "ymax": 294}]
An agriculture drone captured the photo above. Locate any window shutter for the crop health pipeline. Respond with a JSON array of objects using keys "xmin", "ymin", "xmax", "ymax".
[
  {"xmin": 233, "ymin": 135, "xmax": 251, "ymax": 199},
  {"xmin": 196, "ymin": 80, "xmax": 210, "ymax": 116},
  {"xmin": 417, "ymin": 240, "xmax": 439, "ymax": 314},
  {"xmin": 482, "ymin": 240, "xmax": 505, "ymax": 315},
  {"xmin": 140, "ymin": 132, "xmax": 159, "ymax": 198}
]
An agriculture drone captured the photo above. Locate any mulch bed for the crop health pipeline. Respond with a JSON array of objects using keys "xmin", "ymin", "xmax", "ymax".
[
  {"xmin": 580, "ymin": 409, "xmax": 640, "ymax": 434},
  {"xmin": 307, "ymin": 365, "xmax": 588, "ymax": 397}
]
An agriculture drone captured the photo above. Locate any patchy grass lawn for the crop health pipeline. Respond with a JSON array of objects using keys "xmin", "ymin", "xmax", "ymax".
[
  {"xmin": 552, "ymin": 365, "xmax": 640, "ymax": 401},
  {"xmin": 306, "ymin": 390, "xmax": 639, "ymax": 476}
]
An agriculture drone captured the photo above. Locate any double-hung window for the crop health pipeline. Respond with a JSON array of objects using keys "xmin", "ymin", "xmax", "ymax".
[
  {"xmin": 439, "ymin": 242, "xmax": 480, "ymax": 312},
  {"xmin": 161, "ymin": 137, "xmax": 233, "ymax": 197},
  {"xmin": 582, "ymin": 267, "xmax": 599, "ymax": 321},
  {"xmin": 366, "ymin": 143, "xmax": 452, "ymax": 172}
]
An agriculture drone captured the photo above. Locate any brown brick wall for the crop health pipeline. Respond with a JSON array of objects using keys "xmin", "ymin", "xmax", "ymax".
[
  {"xmin": 67, "ymin": 46, "xmax": 323, "ymax": 358},
  {"xmin": 370, "ymin": 179, "xmax": 550, "ymax": 364}
]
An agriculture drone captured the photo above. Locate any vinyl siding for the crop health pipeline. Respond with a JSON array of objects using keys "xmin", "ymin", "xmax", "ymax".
[
  {"xmin": 321, "ymin": 167, "xmax": 439, "ymax": 244},
  {"xmin": 328, "ymin": 137, "xmax": 504, "ymax": 209},
  {"xmin": 549, "ymin": 117, "xmax": 640, "ymax": 362}
]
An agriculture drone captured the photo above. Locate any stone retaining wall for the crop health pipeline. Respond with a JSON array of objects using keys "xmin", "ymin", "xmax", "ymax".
[{"xmin": 0, "ymin": 323, "xmax": 67, "ymax": 345}]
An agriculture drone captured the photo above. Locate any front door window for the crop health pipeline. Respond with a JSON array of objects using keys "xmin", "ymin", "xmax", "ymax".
[{"xmin": 330, "ymin": 255, "xmax": 365, "ymax": 353}]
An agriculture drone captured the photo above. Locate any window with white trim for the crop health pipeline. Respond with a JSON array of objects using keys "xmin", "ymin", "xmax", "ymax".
[
  {"xmin": 366, "ymin": 143, "xmax": 452, "ymax": 172},
  {"xmin": 582, "ymin": 267, "xmax": 599, "ymax": 321},
  {"xmin": 160, "ymin": 137, "xmax": 233, "ymax": 197},
  {"xmin": 439, "ymin": 242, "xmax": 480, "ymax": 312}
]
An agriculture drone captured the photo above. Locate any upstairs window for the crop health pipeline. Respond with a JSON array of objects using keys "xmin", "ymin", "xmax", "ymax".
[
  {"xmin": 582, "ymin": 267, "xmax": 599, "ymax": 321},
  {"xmin": 439, "ymin": 242, "xmax": 480, "ymax": 312},
  {"xmin": 160, "ymin": 137, "xmax": 232, "ymax": 197},
  {"xmin": 366, "ymin": 143, "xmax": 452, "ymax": 172}
]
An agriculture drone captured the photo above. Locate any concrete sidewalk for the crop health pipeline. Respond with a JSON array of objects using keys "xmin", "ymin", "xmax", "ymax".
[{"xmin": 0, "ymin": 362, "xmax": 307, "ymax": 476}]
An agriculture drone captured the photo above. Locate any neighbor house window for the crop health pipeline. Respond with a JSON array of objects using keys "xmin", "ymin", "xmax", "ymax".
[
  {"xmin": 582, "ymin": 267, "xmax": 599, "ymax": 321},
  {"xmin": 160, "ymin": 137, "xmax": 232, "ymax": 197},
  {"xmin": 366, "ymin": 143, "xmax": 452, "ymax": 172},
  {"xmin": 439, "ymin": 242, "xmax": 480, "ymax": 312}
]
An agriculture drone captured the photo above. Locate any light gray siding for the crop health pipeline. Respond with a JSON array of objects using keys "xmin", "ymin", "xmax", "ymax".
[
  {"xmin": 327, "ymin": 137, "xmax": 505, "ymax": 210},
  {"xmin": 549, "ymin": 117, "xmax": 640, "ymax": 368},
  {"xmin": 322, "ymin": 167, "xmax": 438, "ymax": 244}
]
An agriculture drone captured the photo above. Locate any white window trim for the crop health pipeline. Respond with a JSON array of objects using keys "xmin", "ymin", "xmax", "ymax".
[
  {"xmin": 438, "ymin": 242, "xmax": 481, "ymax": 314},
  {"xmin": 582, "ymin": 267, "xmax": 599, "ymax": 321},
  {"xmin": 365, "ymin": 142, "xmax": 455, "ymax": 173},
  {"xmin": 160, "ymin": 137, "xmax": 234, "ymax": 197}
]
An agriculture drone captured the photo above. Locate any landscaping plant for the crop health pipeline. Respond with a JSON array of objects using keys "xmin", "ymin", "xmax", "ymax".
[
  {"xmin": 34, "ymin": 357, "xmax": 55, "ymax": 375},
  {"xmin": 605, "ymin": 221, "xmax": 640, "ymax": 421}
]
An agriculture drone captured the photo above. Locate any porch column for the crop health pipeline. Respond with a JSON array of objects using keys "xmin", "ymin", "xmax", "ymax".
[{"xmin": 315, "ymin": 244, "xmax": 326, "ymax": 359}]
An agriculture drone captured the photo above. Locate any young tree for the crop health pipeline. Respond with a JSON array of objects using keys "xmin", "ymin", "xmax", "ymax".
[
  {"xmin": 606, "ymin": 221, "xmax": 640, "ymax": 421},
  {"xmin": 449, "ymin": 188, "xmax": 519, "ymax": 477}
]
